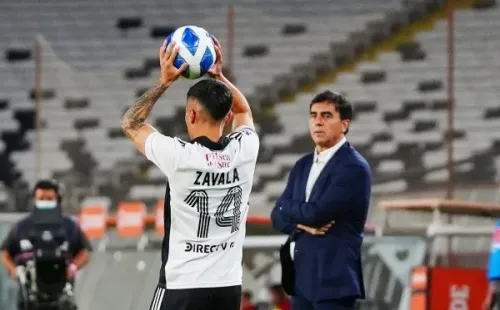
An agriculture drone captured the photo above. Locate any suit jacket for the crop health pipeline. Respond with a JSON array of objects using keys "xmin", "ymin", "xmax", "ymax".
[{"xmin": 270, "ymin": 142, "xmax": 371, "ymax": 303}]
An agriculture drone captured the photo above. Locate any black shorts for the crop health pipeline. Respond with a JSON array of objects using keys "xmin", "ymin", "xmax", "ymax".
[{"xmin": 149, "ymin": 283, "xmax": 241, "ymax": 310}]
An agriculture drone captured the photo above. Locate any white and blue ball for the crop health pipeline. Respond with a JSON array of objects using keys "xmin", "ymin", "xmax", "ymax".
[{"xmin": 166, "ymin": 25, "xmax": 216, "ymax": 80}]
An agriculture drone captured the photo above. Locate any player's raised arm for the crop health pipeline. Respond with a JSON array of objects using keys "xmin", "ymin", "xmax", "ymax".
[
  {"xmin": 208, "ymin": 37, "xmax": 254, "ymax": 132},
  {"xmin": 120, "ymin": 41, "xmax": 188, "ymax": 155}
]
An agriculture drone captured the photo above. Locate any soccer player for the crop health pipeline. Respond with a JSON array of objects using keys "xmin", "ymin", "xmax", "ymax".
[{"xmin": 120, "ymin": 38, "xmax": 259, "ymax": 310}]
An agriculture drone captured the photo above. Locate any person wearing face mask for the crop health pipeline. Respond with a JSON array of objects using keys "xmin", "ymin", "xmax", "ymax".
[{"xmin": 0, "ymin": 179, "xmax": 92, "ymax": 283}]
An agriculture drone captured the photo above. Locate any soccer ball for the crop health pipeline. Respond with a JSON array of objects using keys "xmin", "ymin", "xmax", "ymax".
[{"xmin": 166, "ymin": 25, "xmax": 216, "ymax": 80}]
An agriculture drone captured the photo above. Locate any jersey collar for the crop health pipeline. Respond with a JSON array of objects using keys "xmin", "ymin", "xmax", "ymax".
[{"xmin": 191, "ymin": 136, "xmax": 230, "ymax": 151}]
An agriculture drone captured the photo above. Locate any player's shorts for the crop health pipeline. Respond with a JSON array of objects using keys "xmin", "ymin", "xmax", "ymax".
[{"xmin": 148, "ymin": 283, "xmax": 241, "ymax": 310}]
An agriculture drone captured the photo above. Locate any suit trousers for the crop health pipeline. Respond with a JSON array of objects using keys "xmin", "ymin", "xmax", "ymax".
[{"xmin": 291, "ymin": 294, "xmax": 356, "ymax": 310}]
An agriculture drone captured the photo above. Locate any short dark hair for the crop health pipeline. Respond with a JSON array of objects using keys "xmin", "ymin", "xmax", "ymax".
[
  {"xmin": 310, "ymin": 91, "xmax": 353, "ymax": 119},
  {"xmin": 186, "ymin": 79, "xmax": 233, "ymax": 122},
  {"xmin": 310, "ymin": 90, "xmax": 353, "ymax": 134},
  {"xmin": 32, "ymin": 179, "xmax": 62, "ymax": 202}
]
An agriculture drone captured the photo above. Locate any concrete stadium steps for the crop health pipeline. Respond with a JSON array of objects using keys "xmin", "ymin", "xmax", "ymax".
[
  {"xmin": 2, "ymin": 0, "xmax": 499, "ymax": 217},
  {"xmin": 0, "ymin": 0, "xmax": 409, "ymax": 200},
  {"xmin": 251, "ymin": 0, "xmax": 500, "ymax": 208}
]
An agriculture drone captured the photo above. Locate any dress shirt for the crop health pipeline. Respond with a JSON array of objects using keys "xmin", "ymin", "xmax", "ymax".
[{"xmin": 305, "ymin": 137, "xmax": 346, "ymax": 202}]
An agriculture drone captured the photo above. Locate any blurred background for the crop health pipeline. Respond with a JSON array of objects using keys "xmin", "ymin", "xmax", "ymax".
[{"xmin": 0, "ymin": 0, "xmax": 499, "ymax": 309}]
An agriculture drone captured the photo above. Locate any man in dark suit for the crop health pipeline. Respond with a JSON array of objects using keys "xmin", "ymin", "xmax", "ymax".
[{"xmin": 270, "ymin": 91, "xmax": 371, "ymax": 310}]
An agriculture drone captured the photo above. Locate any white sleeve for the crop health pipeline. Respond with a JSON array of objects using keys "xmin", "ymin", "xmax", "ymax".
[
  {"xmin": 144, "ymin": 131, "xmax": 177, "ymax": 178},
  {"xmin": 229, "ymin": 125, "xmax": 260, "ymax": 160}
]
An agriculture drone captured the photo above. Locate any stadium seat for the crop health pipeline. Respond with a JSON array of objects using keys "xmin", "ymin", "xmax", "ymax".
[
  {"xmin": 1, "ymin": 0, "xmax": 499, "ymax": 216},
  {"xmin": 250, "ymin": 1, "xmax": 500, "ymax": 209},
  {"xmin": 281, "ymin": 23, "xmax": 307, "ymax": 36},
  {"xmin": 243, "ymin": 45, "xmax": 269, "ymax": 58},
  {"xmin": 3, "ymin": 3, "xmax": 500, "ymax": 308},
  {"xmin": 150, "ymin": 26, "xmax": 177, "ymax": 39},
  {"xmin": 5, "ymin": 48, "xmax": 31, "ymax": 62},
  {"xmin": 64, "ymin": 98, "xmax": 90, "ymax": 110},
  {"xmin": 115, "ymin": 17, "xmax": 143, "ymax": 32}
]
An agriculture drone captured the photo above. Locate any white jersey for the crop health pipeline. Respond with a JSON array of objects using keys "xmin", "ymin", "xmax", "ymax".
[{"xmin": 145, "ymin": 125, "xmax": 259, "ymax": 289}]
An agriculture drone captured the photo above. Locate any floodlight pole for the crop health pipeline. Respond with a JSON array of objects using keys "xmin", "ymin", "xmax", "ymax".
[
  {"xmin": 227, "ymin": 6, "xmax": 235, "ymax": 75},
  {"xmin": 445, "ymin": 0, "xmax": 456, "ymax": 266},
  {"xmin": 446, "ymin": 0, "xmax": 456, "ymax": 200},
  {"xmin": 35, "ymin": 35, "xmax": 43, "ymax": 181}
]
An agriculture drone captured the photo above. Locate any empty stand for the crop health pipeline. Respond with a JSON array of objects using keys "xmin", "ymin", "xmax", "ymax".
[
  {"xmin": 253, "ymin": 2, "xmax": 500, "ymax": 207},
  {"xmin": 1, "ymin": 0, "xmax": 499, "ymax": 215},
  {"xmin": 0, "ymin": 0, "xmax": 429, "ymax": 211},
  {"xmin": 2, "ymin": 3, "xmax": 500, "ymax": 309}
]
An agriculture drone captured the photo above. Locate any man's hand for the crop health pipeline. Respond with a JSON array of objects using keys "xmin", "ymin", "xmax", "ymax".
[
  {"xmin": 297, "ymin": 221, "xmax": 335, "ymax": 236},
  {"xmin": 120, "ymin": 40, "xmax": 187, "ymax": 153},
  {"xmin": 207, "ymin": 36, "xmax": 223, "ymax": 78},
  {"xmin": 159, "ymin": 40, "xmax": 188, "ymax": 87},
  {"xmin": 66, "ymin": 263, "xmax": 77, "ymax": 280},
  {"xmin": 207, "ymin": 35, "xmax": 254, "ymax": 129}
]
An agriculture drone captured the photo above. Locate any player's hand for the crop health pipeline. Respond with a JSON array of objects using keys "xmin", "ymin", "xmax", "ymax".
[
  {"xmin": 207, "ymin": 35, "xmax": 223, "ymax": 78},
  {"xmin": 297, "ymin": 221, "xmax": 335, "ymax": 236},
  {"xmin": 159, "ymin": 40, "xmax": 188, "ymax": 86}
]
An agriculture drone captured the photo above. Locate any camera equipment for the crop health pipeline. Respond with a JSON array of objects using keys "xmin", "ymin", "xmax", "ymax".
[{"xmin": 16, "ymin": 205, "xmax": 76, "ymax": 310}]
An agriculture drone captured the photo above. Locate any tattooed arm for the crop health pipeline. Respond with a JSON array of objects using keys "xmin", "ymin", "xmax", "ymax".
[
  {"xmin": 120, "ymin": 79, "xmax": 168, "ymax": 155},
  {"xmin": 207, "ymin": 36, "xmax": 254, "ymax": 131},
  {"xmin": 121, "ymin": 40, "xmax": 187, "ymax": 155}
]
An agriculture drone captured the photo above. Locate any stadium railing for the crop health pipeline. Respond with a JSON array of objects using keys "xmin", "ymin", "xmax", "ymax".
[
  {"xmin": 380, "ymin": 198, "xmax": 499, "ymax": 263},
  {"xmin": 380, "ymin": 198, "xmax": 498, "ymax": 309},
  {"xmin": 3, "ymin": 197, "xmax": 497, "ymax": 309},
  {"xmin": 0, "ymin": 203, "xmax": 385, "ymax": 310}
]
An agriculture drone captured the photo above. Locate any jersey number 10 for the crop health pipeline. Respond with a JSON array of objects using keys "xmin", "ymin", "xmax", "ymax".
[{"xmin": 184, "ymin": 186, "xmax": 243, "ymax": 238}]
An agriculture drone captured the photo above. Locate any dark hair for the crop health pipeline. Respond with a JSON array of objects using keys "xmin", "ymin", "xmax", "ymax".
[
  {"xmin": 32, "ymin": 179, "xmax": 63, "ymax": 203},
  {"xmin": 310, "ymin": 90, "xmax": 353, "ymax": 134},
  {"xmin": 186, "ymin": 79, "xmax": 233, "ymax": 122}
]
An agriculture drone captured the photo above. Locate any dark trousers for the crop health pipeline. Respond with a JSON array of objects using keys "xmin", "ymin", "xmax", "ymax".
[
  {"xmin": 291, "ymin": 294, "xmax": 356, "ymax": 310},
  {"xmin": 149, "ymin": 283, "xmax": 241, "ymax": 310}
]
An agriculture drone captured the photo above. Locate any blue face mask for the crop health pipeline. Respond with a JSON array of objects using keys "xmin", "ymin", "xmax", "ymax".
[{"xmin": 35, "ymin": 200, "xmax": 57, "ymax": 209}]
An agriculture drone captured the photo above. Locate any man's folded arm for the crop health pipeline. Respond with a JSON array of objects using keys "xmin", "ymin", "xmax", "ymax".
[
  {"xmin": 271, "ymin": 207, "xmax": 296, "ymax": 235},
  {"xmin": 271, "ymin": 168, "xmax": 298, "ymax": 234},
  {"xmin": 278, "ymin": 165, "xmax": 370, "ymax": 226}
]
